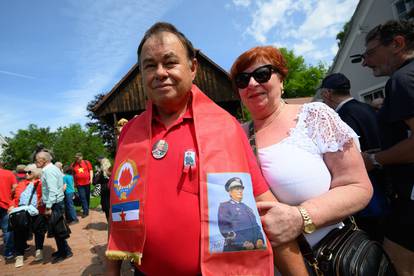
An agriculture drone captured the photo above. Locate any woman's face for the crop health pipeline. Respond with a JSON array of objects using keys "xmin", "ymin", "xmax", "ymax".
[
  {"xmin": 237, "ymin": 62, "xmax": 283, "ymax": 119},
  {"xmin": 25, "ymin": 170, "xmax": 34, "ymax": 180}
]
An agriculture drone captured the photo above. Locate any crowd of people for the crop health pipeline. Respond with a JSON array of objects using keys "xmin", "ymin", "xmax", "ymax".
[
  {"xmin": 1, "ymin": 18, "xmax": 413, "ymax": 276},
  {"xmin": 0, "ymin": 152, "xmax": 112, "ymax": 268}
]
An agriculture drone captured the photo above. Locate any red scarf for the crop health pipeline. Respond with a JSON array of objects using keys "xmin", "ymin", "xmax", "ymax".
[{"xmin": 106, "ymin": 85, "xmax": 274, "ymax": 275}]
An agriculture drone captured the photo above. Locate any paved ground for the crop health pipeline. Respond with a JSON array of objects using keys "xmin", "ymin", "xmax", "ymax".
[{"xmin": 0, "ymin": 209, "xmax": 134, "ymax": 276}]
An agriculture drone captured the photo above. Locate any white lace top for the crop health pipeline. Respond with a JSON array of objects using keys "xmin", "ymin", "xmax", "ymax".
[{"xmin": 257, "ymin": 102, "xmax": 359, "ymax": 247}]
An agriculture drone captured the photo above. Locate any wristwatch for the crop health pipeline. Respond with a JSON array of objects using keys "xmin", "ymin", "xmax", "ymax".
[
  {"xmin": 368, "ymin": 153, "xmax": 383, "ymax": 169},
  {"xmin": 297, "ymin": 206, "xmax": 316, "ymax": 234}
]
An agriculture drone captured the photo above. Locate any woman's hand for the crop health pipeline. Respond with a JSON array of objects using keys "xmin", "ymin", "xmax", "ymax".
[{"xmin": 257, "ymin": 201, "xmax": 303, "ymax": 246}]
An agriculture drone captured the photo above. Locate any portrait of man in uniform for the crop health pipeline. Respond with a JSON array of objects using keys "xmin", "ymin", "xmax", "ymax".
[{"xmin": 217, "ymin": 177, "xmax": 264, "ymax": 252}]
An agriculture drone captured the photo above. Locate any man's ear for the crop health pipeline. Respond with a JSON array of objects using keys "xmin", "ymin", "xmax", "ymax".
[
  {"xmin": 393, "ymin": 35, "xmax": 406, "ymax": 53},
  {"xmin": 190, "ymin": 58, "xmax": 198, "ymax": 81}
]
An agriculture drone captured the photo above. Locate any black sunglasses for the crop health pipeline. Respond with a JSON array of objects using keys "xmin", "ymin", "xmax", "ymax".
[
  {"xmin": 234, "ymin": 64, "xmax": 278, "ymax": 89},
  {"xmin": 25, "ymin": 171, "xmax": 32, "ymax": 175}
]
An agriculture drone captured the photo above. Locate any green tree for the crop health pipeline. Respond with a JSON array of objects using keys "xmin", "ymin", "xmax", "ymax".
[
  {"xmin": 53, "ymin": 124, "xmax": 107, "ymax": 166},
  {"xmin": 86, "ymin": 93, "xmax": 116, "ymax": 156},
  {"xmin": 280, "ymin": 48, "xmax": 327, "ymax": 98},
  {"xmin": 1, "ymin": 124, "xmax": 56, "ymax": 168},
  {"xmin": 336, "ymin": 21, "xmax": 350, "ymax": 48},
  {"xmin": 1, "ymin": 123, "xmax": 107, "ymax": 169}
]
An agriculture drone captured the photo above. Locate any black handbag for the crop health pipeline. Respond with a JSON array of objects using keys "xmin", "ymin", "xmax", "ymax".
[
  {"xmin": 73, "ymin": 191, "xmax": 81, "ymax": 207},
  {"xmin": 8, "ymin": 182, "xmax": 39, "ymax": 231},
  {"xmin": 9, "ymin": 209, "xmax": 31, "ymax": 230},
  {"xmin": 298, "ymin": 218, "xmax": 397, "ymax": 276}
]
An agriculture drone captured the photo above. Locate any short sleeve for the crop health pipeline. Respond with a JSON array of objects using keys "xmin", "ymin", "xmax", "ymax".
[{"xmin": 302, "ymin": 102, "xmax": 360, "ymax": 153}]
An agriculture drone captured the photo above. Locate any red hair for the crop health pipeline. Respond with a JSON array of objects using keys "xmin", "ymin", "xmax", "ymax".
[{"xmin": 230, "ymin": 46, "xmax": 288, "ymax": 81}]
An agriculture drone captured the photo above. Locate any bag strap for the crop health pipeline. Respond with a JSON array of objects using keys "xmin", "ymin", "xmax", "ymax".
[
  {"xmin": 27, "ymin": 181, "xmax": 39, "ymax": 206},
  {"xmin": 247, "ymin": 121, "xmax": 324, "ymax": 276}
]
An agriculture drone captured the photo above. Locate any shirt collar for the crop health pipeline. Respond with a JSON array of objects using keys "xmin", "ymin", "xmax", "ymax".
[{"xmin": 335, "ymin": 97, "xmax": 354, "ymax": 112}]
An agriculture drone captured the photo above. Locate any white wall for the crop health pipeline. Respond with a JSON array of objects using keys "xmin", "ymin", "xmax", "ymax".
[{"xmin": 330, "ymin": 0, "xmax": 398, "ymax": 101}]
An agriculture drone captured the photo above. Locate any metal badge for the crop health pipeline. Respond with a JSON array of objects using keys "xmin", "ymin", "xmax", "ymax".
[{"xmin": 152, "ymin": 139, "xmax": 169, "ymax": 159}]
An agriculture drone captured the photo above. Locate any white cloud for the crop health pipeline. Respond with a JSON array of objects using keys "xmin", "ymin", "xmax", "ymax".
[
  {"xmin": 0, "ymin": 70, "xmax": 36, "ymax": 79},
  {"xmin": 246, "ymin": 0, "xmax": 293, "ymax": 43},
  {"xmin": 235, "ymin": 0, "xmax": 358, "ymax": 64},
  {"xmin": 232, "ymin": 0, "xmax": 251, "ymax": 7},
  {"xmin": 293, "ymin": 39, "xmax": 315, "ymax": 56}
]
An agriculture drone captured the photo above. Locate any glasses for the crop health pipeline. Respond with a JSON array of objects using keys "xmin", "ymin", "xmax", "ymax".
[
  {"xmin": 234, "ymin": 64, "xmax": 278, "ymax": 89},
  {"xmin": 350, "ymin": 43, "xmax": 383, "ymax": 63},
  {"xmin": 25, "ymin": 171, "xmax": 32, "ymax": 175}
]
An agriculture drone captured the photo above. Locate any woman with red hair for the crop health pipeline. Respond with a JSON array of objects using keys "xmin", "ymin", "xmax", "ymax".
[{"xmin": 230, "ymin": 46, "xmax": 373, "ymax": 271}]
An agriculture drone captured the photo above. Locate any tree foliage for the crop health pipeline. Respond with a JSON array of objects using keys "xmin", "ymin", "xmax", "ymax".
[
  {"xmin": 280, "ymin": 48, "xmax": 327, "ymax": 98},
  {"xmin": 86, "ymin": 93, "xmax": 116, "ymax": 155},
  {"xmin": 336, "ymin": 21, "xmax": 350, "ymax": 48},
  {"xmin": 1, "ymin": 123, "xmax": 107, "ymax": 170}
]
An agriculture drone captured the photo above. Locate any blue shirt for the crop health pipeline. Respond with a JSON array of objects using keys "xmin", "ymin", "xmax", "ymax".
[
  {"xmin": 41, "ymin": 163, "xmax": 65, "ymax": 208},
  {"xmin": 63, "ymin": 174, "xmax": 75, "ymax": 194}
]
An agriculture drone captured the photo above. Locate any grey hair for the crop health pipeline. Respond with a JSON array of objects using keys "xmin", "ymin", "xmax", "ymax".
[
  {"xmin": 24, "ymin": 164, "xmax": 42, "ymax": 179},
  {"xmin": 36, "ymin": 151, "xmax": 52, "ymax": 162}
]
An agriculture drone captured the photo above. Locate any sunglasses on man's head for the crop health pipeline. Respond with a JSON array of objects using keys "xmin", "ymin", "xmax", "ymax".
[
  {"xmin": 234, "ymin": 64, "xmax": 278, "ymax": 89},
  {"xmin": 25, "ymin": 171, "xmax": 32, "ymax": 175}
]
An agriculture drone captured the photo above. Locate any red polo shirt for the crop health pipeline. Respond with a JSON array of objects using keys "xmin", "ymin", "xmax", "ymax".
[
  {"xmin": 138, "ymin": 105, "xmax": 269, "ymax": 276},
  {"xmin": 72, "ymin": 160, "xmax": 92, "ymax": 186},
  {"xmin": 0, "ymin": 168, "xmax": 17, "ymax": 210}
]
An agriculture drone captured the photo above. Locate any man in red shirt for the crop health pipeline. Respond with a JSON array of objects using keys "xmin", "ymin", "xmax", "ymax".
[
  {"xmin": 0, "ymin": 164, "xmax": 17, "ymax": 259},
  {"xmin": 71, "ymin": 153, "xmax": 93, "ymax": 218}
]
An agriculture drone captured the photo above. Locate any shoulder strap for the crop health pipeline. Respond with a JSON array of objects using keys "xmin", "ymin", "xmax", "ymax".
[{"xmin": 27, "ymin": 182, "xmax": 39, "ymax": 206}]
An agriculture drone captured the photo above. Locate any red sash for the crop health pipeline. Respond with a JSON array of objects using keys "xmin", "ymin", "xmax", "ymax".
[{"xmin": 106, "ymin": 85, "xmax": 274, "ymax": 275}]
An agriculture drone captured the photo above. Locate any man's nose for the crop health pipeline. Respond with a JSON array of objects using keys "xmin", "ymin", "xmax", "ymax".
[{"xmin": 155, "ymin": 64, "xmax": 168, "ymax": 78}]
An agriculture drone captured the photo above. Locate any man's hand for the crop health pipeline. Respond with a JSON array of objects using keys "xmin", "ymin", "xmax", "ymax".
[
  {"xmin": 257, "ymin": 201, "xmax": 303, "ymax": 247},
  {"xmin": 45, "ymin": 208, "xmax": 52, "ymax": 217},
  {"xmin": 7, "ymin": 206, "xmax": 14, "ymax": 214},
  {"xmin": 362, "ymin": 152, "xmax": 375, "ymax": 172}
]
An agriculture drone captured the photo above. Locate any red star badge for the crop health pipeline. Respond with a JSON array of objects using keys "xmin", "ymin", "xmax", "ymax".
[{"xmin": 120, "ymin": 210, "xmax": 126, "ymax": 222}]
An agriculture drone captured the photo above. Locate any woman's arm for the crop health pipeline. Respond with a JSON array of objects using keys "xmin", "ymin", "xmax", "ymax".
[
  {"xmin": 256, "ymin": 191, "xmax": 308, "ymax": 276},
  {"xmin": 300, "ymin": 141, "xmax": 373, "ymax": 227},
  {"xmin": 257, "ymin": 141, "xmax": 373, "ymax": 246}
]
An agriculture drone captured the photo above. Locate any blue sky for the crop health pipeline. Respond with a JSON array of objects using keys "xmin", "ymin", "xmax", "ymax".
[{"xmin": 0, "ymin": 0, "xmax": 358, "ymax": 137}]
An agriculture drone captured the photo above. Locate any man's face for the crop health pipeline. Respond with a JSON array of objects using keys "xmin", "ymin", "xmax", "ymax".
[
  {"xmin": 75, "ymin": 155, "xmax": 83, "ymax": 162},
  {"xmin": 362, "ymin": 39, "xmax": 395, "ymax": 77},
  {"xmin": 229, "ymin": 186, "xmax": 244, "ymax": 202},
  {"xmin": 140, "ymin": 32, "xmax": 197, "ymax": 113},
  {"xmin": 35, "ymin": 157, "xmax": 46, "ymax": 168}
]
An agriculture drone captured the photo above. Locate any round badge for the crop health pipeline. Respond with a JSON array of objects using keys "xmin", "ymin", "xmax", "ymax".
[{"xmin": 152, "ymin": 139, "xmax": 169, "ymax": 159}]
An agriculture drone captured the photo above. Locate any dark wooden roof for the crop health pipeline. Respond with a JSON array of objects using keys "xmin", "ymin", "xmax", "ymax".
[{"xmin": 93, "ymin": 51, "xmax": 240, "ymax": 123}]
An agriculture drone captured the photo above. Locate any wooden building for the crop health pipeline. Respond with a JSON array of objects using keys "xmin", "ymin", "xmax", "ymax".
[{"xmin": 92, "ymin": 50, "xmax": 241, "ymax": 128}]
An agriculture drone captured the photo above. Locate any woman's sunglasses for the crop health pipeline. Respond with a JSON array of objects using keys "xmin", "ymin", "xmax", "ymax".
[
  {"xmin": 25, "ymin": 171, "xmax": 32, "ymax": 175},
  {"xmin": 234, "ymin": 64, "xmax": 278, "ymax": 89}
]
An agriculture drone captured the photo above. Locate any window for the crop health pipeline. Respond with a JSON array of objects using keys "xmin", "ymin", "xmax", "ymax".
[
  {"xmin": 393, "ymin": 0, "xmax": 414, "ymax": 20},
  {"xmin": 362, "ymin": 88, "xmax": 385, "ymax": 103}
]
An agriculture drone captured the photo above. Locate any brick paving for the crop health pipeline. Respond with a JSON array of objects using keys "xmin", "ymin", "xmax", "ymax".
[{"xmin": 0, "ymin": 209, "xmax": 134, "ymax": 276}]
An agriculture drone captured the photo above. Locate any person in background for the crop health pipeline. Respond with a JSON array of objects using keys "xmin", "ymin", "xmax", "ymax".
[
  {"xmin": 361, "ymin": 20, "xmax": 414, "ymax": 275},
  {"xmin": 230, "ymin": 46, "xmax": 372, "ymax": 270},
  {"xmin": 0, "ymin": 165, "xmax": 17, "ymax": 260},
  {"xmin": 55, "ymin": 162, "xmax": 64, "ymax": 174},
  {"xmin": 96, "ymin": 156, "xmax": 111, "ymax": 222},
  {"xmin": 320, "ymin": 72, "xmax": 389, "ymax": 241},
  {"xmin": 35, "ymin": 151, "xmax": 73, "ymax": 263},
  {"xmin": 71, "ymin": 153, "xmax": 93, "ymax": 218},
  {"xmin": 9, "ymin": 164, "xmax": 46, "ymax": 267},
  {"xmin": 63, "ymin": 165, "xmax": 78, "ymax": 225},
  {"xmin": 370, "ymin": 97, "xmax": 384, "ymax": 111},
  {"xmin": 14, "ymin": 164, "xmax": 27, "ymax": 183}
]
